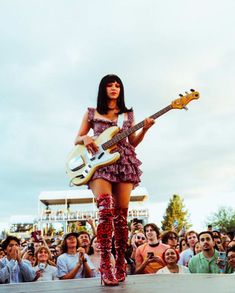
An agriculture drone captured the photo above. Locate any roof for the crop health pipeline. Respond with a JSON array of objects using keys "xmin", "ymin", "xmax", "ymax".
[{"xmin": 39, "ymin": 187, "xmax": 149, "ymax": 205}]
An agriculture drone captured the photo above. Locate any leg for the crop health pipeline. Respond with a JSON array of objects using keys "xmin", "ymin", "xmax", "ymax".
[
  {"xmin": 89, "ymin": 179, "xmax": 118, "ymax": 286},
  {"xmin": 112, "ymin": 182, "xmax": 133, "ymax": 282}
]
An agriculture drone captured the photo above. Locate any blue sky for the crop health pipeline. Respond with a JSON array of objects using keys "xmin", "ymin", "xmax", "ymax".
[{"xmin": 0, "ymin": 0, "xmax": 235, "ymax": 231}]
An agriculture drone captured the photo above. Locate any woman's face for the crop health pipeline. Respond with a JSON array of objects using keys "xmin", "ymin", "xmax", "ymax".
[
  {"xmin": 164, "ymin": 248, "xmax": 178, "ymax": 265},
  {"xmin": 194, "ymin": 242, "xmax": 202, "ymax": 254},
  {"xmin": 92, "ymin": 237, "xmax": 100, "ymax": 252},
  {"xmin": 106, "ymin": 81, "xmax": 121, "ymax": 100},
  {"xmin": 181, "ymin": 240, "xmax": 188, "ymax": 251},
  {"xmin": 37, "ymin": 248, "xmax": 49, "ymax": 262}
]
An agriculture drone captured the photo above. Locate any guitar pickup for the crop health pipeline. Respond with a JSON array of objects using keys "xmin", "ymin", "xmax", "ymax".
[{"xmin": 98, "ymin": 152, "xmax": 104, "ymax": 159}]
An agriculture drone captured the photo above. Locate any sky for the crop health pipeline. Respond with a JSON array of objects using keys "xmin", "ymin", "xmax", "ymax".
[{"xmin": 0, "ymin": 0, "xmax": 235, "ymax": 232}]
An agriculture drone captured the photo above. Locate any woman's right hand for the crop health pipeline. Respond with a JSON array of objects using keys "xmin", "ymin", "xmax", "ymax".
[{"xmin": 82, "ymin": 135, "xmax": 99, "ymax": 155}]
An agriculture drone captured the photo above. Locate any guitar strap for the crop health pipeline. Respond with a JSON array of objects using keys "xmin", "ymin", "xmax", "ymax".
[{"xmin": 117, "ymin": 113, "xmax": 125, "ymax": 129}]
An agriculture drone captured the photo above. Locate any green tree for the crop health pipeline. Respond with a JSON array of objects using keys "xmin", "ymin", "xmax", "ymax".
[
  {"xmin": 206, "ymin": 206, "xmax": 235, "ymax": 233},
  {"xmin": 161, "ymin": 194, "xmax": 191, "ymax": 232}
]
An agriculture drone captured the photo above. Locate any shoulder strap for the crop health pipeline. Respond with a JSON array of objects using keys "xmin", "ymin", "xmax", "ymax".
[{"xmin": 117, "ymin": 113, "xmax": 124, "ymax": 129}]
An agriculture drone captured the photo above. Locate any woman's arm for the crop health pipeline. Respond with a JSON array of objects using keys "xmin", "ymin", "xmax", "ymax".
[
  {"xmin": 128, "ymin": 117, "xmax": 155, "ymax": 147},
  {"xmin": 74, "ymin": 111, "xmax": 98, "ymax": 154}
]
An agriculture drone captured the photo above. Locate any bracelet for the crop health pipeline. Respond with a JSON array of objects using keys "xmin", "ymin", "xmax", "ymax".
[{"xmin": 83, "ymin": 259, "xmax": 87, "ymax": 263}]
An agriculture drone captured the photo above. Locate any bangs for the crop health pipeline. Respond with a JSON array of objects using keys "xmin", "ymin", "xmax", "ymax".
[{"xmin": 102, "ymin": 74, "xmax": 122, "ymax": 85}]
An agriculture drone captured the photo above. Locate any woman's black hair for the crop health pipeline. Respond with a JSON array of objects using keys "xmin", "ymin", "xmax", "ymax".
[
  {"xmin": 1, "ymin": 236, "xmax": 20, "ymax": 251},
  {"xmin": 87, "ymin": 235, "xmax": 96, "ymax": 255},
  {"xmin": 96, "ymin": 74, "xmax": 132, "ymax": 114}
]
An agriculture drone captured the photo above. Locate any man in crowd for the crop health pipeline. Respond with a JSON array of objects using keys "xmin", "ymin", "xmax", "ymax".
[
  {"xmin": 0, "ymin": 236, "xmax": 35, "ymax": 283},
  {"xmin": 57, "ymin": 232, "xmax": 94, "ymax": 279},
  {"xmin": 188, "ymin": 231, "xmax": 221, "ymax": 273},
  {"xmin": 178, "ymin": 230, "xmax": 198, "ymax": 266},
  {"xmin": 77, "ymin": 231, "xmax": 91, "ymax": 254},
  {"xmin": 135, "ymin": 223, "xmax": 168, "ymax": 274}
]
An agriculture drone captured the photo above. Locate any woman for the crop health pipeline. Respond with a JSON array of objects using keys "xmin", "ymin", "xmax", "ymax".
[
  {"xmin": 179, "ymin": 238, "xmax": 188, "ymax": 253},
  {"xmin": 156, "ymin": 248, "xmax": 190, "ymax": 274},
  {"xmin": 74, "ymin": 74, "xmax": 154, "ymax": 286},
  {"xmin": 88, "ymin": 236, "xmax": 115, "ymax": 277},
  {"xmin": 193, "ymin": 241, "xmax": 202, "ymax": 255},
  {"xmin": 34, "ymin": 246, "xmax": 58, "ymax": 281}
]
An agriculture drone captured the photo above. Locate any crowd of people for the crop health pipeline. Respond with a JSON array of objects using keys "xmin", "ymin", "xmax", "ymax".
[{"xmin": 0, "ymin": 220, "xmax": 234, "ymax": 284}]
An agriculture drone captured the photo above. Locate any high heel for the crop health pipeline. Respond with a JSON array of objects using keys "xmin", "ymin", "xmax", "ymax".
[
  {"xmin": 96, "ymin": 194, "xmax": 119, "ymax": 287},
  {"xmin": 100, "ymin": 269, "xmax": 119, "ymax": 286},
  {"xmin": 113, "ymin": 207, "xmax": 128, "ymax": 282}
]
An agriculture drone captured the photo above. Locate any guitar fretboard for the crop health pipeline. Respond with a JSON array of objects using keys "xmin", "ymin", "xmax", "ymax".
[{"xmin": 102, "ymin": 104, "xmax": 173, "ymax": 150}]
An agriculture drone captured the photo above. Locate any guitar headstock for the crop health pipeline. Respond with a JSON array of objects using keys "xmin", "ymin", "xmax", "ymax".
[{"xmin": 171, "ymin": 89, "xmax": 200, "ymax": 110}]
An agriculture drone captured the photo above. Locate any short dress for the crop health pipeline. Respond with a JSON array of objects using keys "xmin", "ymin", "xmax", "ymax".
[{"xmin": 87, "ymin": 107, "xmax": 142, "ymax": 188}]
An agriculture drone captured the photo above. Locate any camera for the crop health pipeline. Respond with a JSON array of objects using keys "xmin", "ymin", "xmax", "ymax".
[
  {"xmin": 38, "ymin": 263, "xmax": 46, "ymax": 271},
  {"xmin": 27, "ymin": 243, "xmax": 35, "ymax": 255},
  {"xmin": 132, "ymin": 218, "xmax": 143, "ymax": 224}
]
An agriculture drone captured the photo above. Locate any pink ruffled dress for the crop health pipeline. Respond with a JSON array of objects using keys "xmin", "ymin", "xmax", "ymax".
[{"xmin": 87, "ymin": 107, "xmax": 142, "ymax": 188}]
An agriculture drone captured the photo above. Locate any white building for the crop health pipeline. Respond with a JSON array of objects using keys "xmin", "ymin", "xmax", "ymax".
[{"xmin": 38, "ymin": 187, "xmax": 149, "ymax": 233}]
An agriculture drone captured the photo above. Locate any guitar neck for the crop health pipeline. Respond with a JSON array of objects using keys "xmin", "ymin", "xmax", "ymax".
[{"xmin": 102, "ymin": 104, "xmax": 173, "ymax": 150}]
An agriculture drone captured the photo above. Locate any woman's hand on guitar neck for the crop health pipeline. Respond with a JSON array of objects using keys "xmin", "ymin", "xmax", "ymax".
[
  {"xmin": 82, "ymin": 135, "xmax": 99, "ymax": 155},
  {"xmin": 143, "ymin": 117, "xmax": 155, "ymax": 133}
]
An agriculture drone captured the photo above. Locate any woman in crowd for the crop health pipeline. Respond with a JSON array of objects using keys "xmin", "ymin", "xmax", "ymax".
[
  {"xmin": 34, "ymin": 246, "xmax": 58, "ymax": 281},
  {"xmin": 193, "ymin": 241, "xmax": 202, "ymax": 255},
  {"xmin": 179, "ymin": 238, "xmax": 188, "ymax": 253},
  {"xmin": 74, "ymin": 74, "xmax": 154, "ymax": 285},
  {"xmin": 157, "ymin": 248, "xmax": 190, "ymax": 274},
  {"xmin": 88, "ymin": 236, "xmax": 115, "ymax": 277}
]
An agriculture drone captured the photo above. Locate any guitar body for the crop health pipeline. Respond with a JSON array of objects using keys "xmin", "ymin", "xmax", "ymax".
[{"xmin": 66, "ymin": 126, "xmax": 121, "ymax": 186}]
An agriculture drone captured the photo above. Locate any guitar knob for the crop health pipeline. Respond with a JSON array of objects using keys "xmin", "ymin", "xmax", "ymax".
[
  {"xmin": 179, "ymin": 94, "xmax": 183, "ymax": 97},
  {"xmin": 185, "ymin": 91, "xmax": 189, "ymax": 94},
  {"xmin": 190, "ymin": 89, "xmax": 195, "ymax": 92}
]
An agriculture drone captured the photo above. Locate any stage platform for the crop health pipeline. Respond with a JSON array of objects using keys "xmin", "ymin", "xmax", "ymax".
[{"xmin": 0, "ymin": 274, "xmax": 234, "ymax": 293}]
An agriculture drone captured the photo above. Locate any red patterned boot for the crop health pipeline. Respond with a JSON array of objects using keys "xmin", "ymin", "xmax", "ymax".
[
  {"xmin": 113, "ymin": 207, "xmax": 128, "ymax": 282},
  {"xmin": 96, "ymin": 194, "xmax": 119, "ymax": 286}
]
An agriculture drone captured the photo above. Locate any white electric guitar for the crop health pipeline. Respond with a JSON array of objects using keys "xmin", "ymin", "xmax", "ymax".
[{"xmin": 66, "ymin": 90, "xmax": 200, "ymax": 186}]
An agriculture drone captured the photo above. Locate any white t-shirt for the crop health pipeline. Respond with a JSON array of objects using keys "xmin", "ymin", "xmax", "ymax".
[
  {"xmin": 33, "ymin": 264, "xmax": 58, "ymax": 281},
  {"xmin": 156, "ymin": 265, "xmax": 190, "ymax": 274},
  {"xmin": 57, "ymin": 253, "xmax": 95, "ymax": 279}
]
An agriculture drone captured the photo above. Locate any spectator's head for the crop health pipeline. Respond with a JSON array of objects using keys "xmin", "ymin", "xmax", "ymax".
[
  {"xmin": 193, "ymin": 241, "xmax": 202, "ymax": 255},
  {"xmin": 35, "ymin": 245, "xmax": 52, "ymax": 265},
  {"xmin": 61, "ymin": 232, "xmax": 79, "ymax": 253},
  {"xmin": 214, "ymin": 236, "xmax": 224, "ymax": 252},
  {"xmin": 88, "ymin": 236, "xmax": 100, "ymax": 255},
  {"xmin": 179, "ymin": 238, "xmax": 188, "ymax": 252},
  {"xmin": 134, "ymin": 232, "xmax": 147, "ymax": 247},
  {"xmin": 198, "ymin": 231, "xmax": 215, "ymax": 252},
  {"xmin": 226, "ymin": 246, "xmax": 235, "ymax": 269},
  {"xmin": 162, "ymin": 248, "xmax": 180, "ymax": 265},
  {"xmin": 185, "ymin": 231, "xmax": 198, "ymax": 248},
  {"xmin": 221, "ymin": 234, "xmax": 231, "ymax": 250},
  {"xmin": 0, "ymin": 247, "xmax": 5, "ymax": 259},
  {"xmin": 207, "ymin": 224, "xmax": 213, "ymax": 231},
  {"xmin": 77, "ymin": 231, "xmax": 91, "ymax": 248},
  {"xmin": 1, "ymin": 236, "xmax": 20, "ymax": 258},
  {"xmin": 212, "ymin": 230, "xmax": 221, "ymax": 238},
  {"xmin": 161, "ymin": 231, "xmax": 179, "ymax": 249},
  {"xmin": 144, "ymin": 223, "xmax": 160, "ymax": 242}
]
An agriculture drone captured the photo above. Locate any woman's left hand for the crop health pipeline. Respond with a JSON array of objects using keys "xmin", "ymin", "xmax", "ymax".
[{"xmin": 143, "ymin": 118, "xmax": 155, "ymax": 132}]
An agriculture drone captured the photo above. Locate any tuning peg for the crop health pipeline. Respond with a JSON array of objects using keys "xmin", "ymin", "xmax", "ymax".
[
  {"xmin": 185, "ymin": 91, "xmax": 189, "ymax": 94},
  {"xmin": 179, "ymin": 94, "xmax": 183, "ymax": 97},
  {"xmin": 183, "ymin": 106, "xmax": 188, "ymax": 111},
  {"xmin": 190, "ymin": 89, "xmax": 195, "ymax": 92}
]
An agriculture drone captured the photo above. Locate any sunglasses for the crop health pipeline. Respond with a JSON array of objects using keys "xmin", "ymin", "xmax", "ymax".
[{"xmin": 137, "ymin": 236, "xmax": 146, "ymax": 240}]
